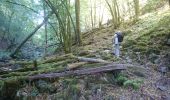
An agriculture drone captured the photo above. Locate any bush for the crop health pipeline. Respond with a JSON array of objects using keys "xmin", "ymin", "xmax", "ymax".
[
  {"xmin": 115, "ymin": 74, "xmax": 143, "ymax": 90},
  {"xmin": 123, "ymin": 79, "xmax": 143, "ymax": 90}
]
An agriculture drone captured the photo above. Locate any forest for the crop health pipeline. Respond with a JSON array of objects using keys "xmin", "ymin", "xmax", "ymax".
[{"xmin": 0, "ymin": 0, "xmax": 170, "ymax": 99}]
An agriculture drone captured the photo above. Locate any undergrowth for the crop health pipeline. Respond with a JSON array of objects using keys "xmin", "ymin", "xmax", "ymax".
[{"xmin": 115, "ymin": 73, "xmax": 143, "ymax": 90}]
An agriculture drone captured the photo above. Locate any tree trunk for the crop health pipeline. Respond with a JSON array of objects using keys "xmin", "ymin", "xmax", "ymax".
[
  {"xmin": 90, "ymin": 0, "xmax": 94, "ymax": 28},
  {"xmin": 29, "ymin": 63, "xmax": 127, "ymax": 80},
  {"xmin": 133, "ymin": 0, "xmax": 140, "ymax": 20},
  {"xmin": 43, "ymin": 1, "xmax": 48, "ymax": 57},
  {"xmin": 75, "ymin": 0, "xmax": 82, "ymax": 45},
  {"xmin": 10, "ymin": 12, "xmax": 53, "ymax": 58},
  {"xmin": 77, "ymin": 57, "xmax": 110, "ymax": 63},
  {"xmin": 105, "ymin": 0, "xmax": 117, "ymax": 28}
]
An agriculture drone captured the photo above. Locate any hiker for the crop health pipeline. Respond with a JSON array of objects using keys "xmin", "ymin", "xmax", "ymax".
[{"xmin": 113, "ymin": 31, "xmax": 124, "ymax": 57}]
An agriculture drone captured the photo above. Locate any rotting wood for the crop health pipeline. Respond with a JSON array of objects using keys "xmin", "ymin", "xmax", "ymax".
[
  {"xmin": 0, "ymin": 66, "xmax": 35, "ymax": 75},
  {"xmin": 29, "ymin": 63, "xmax": 131, "ymax": 80},
  {"xmin": 77, "ymin": 57, "xmax": 110, "ymax": 63},
  {"xmin": 40, "ymin": 54, "xmax": 110, "ymax": 64},
  {"xmin": 67, "ymin": 62, "xmax": 87, "ymax": 70}
]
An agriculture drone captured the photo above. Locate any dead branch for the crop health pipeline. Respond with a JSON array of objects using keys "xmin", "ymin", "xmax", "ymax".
[
  {"xmin": 77, "ymin": 57, "xmax": 111, "ymax": 63},
  {"xmin": 29, "ymin": 63, "xmax": 130, "ymax": 80},
  {"xmin": 10, "ymin": 12, "xmax": 53, "ymax": 58}
]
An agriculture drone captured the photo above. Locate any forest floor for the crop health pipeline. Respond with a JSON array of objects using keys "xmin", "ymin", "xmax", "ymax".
[
  {"xmin": 71, "ymin": 6, "xmax": 170, "ymax": 99},
  {"xmin": 0, "ymin": 6, "xmax": 170, "ymax": 100}
]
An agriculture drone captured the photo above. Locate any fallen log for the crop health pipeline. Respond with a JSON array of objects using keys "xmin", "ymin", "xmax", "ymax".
[
  {"xmin": 29, "ymin": 63, "xmax": 131, "ymax": 80},
  {"xmin": 67, "ymin": 62, "xmax": 87, "ymax": 70},
  {"xmin": 77, "ymin": 57, "xmax": 110, "ymax": 63},
  {"xmin": 0, "ymin": 66, "xmax": 36, "ymax": 75}
]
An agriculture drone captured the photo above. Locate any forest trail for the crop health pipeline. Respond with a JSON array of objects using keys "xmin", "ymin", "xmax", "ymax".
[
  {"xmin": 0, "ymin": 5, "xmax": 170, "ymax": 100},
  {"xmin": 71, "ymin": 7, "xmax": 170, "ymax": 99}
]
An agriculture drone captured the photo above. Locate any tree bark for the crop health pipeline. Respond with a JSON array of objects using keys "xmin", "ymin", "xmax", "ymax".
[
  {"xmin": 133, "ymin": 0, "xmax": 140, "ymax": 20},
  {"xmin": 10, "ymin": 12, "xmax": 53, "ymax": 58},
  {"xmin": 77, "ymin": 57, "xmax": 110, "ymax": 63},
  {"xmin": 75, "ymin": 0, "xmax": 82, "ymax": 45},
  {"xmin": 43, "ymin": 1, "xmax": 48, "ymax": 57},
  {"xmin": 29, "ymin": 63, "xmax": 128, "ymax": 80}
]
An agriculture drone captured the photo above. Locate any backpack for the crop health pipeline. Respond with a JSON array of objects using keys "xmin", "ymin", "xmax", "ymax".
[{"xmin": 116, "ymin": 32, "xmax": 124, "ymax": 42}]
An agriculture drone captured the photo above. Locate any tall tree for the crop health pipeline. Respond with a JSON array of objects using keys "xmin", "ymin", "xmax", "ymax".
[
  {"xmin": 75, "ymin": 0, "xmax": 82, "ymax": 45},
  {"xmin": 10, "ymin": 12, "xmax": 53, "ymax": 58},
  {"xmin": 43, "ymin": 1, "xmax": 48, "ymax": 56},
  {"xmin": 105, "ymin": 0, "xmax": 120, "ymax": 28},
  {"xmin": 133, "ymin": 0, "xmax": 140, "ymax": 21}
]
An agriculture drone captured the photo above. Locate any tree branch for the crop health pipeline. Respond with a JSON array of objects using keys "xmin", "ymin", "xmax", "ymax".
[
  {"xmin": 6, "ymin": 1, "xmax": 38, "ymax": 14},
  {"xmin": 10, "ymin": 12, "xmax": 53, "ymax": 58}
]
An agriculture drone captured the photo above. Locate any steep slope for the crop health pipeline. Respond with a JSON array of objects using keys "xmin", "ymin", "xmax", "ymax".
[
  {"xmin": 77, "ymin": 8, "xmax": 170, "ymax": 64},
  {"xmin": 0, "ymin": 7, "xmax": 170, "ymax": 100}
]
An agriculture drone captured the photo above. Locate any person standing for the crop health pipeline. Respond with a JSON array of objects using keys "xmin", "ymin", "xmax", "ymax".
[{"xmin": 113, "ymin": 31, "xmax": 124, "ymax": 57}]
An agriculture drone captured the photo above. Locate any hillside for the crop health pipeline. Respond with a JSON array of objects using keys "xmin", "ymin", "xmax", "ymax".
[{"xmin": 0, "ymin": 5, "xmax": 170, "ymax": 100}]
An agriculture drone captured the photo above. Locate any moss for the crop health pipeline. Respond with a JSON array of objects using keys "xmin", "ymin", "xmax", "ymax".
[
  {"xmin": 123, "ymin": 11, "xmax": 170, "ymax": 58},
  {"xmin": 80, "ymin": 63, "xmax": 106, "ymax": 68},
  {"xmin": 41, "ymin": 53, "xmax": 75, "ymax": 64},
  {"xmin": 1, "ymin": 66, "xmax": 63, "ymax": 78},
  {"xmin": 78, "ymin": 50, "xmax": 91, "ymax": 56},
  {"xmin": 123, "ymin": 79, "xmax": 143, "ymax": 90},
  {"xmin": 84, "ymin": 53, "xmax": 97, "ymax": 58},
  {"xmin": 98, "ymin": 51, "xmax": 116, "ymax": 61},
  {"xmin": 122, "ymin": 39, "xmax": 137, "ymax": 48},
  {"xmin": 146, "ymin": 47, "xmax": 160, "ymax": 55},
  {"xmin": 133, "ymin": 45, "xmax": 147, "ymax": 52},
  {"xmin": 116, "ymin": 75, "xmax": 128, "ymax": 85},
  {"xmin": 63, "ymin": 83, "xmax": 81, "ymax": 99},
  {"xmin": 137, "ymin": 41, "xmax": 148, "ymax": 46},
  {"xmin": 0, "ymin": 76, "xmax": 27, "ymax": 99}
]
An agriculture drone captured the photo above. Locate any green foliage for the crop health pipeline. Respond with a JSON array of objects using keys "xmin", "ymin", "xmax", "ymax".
[
  {"xmin": 123, "ymin": 10, "xmax": 170, "ymax": 58},
  {"xmin": 115, "ymin": 74, "xmax": 128, "ymax": 85},
  {"xmin": 123, "ymin": 79, "xmax": 143, "ymax": 90},
  {"xmin": 115, "ymin": 73, "xmax": 143, "ymax": 90}
]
